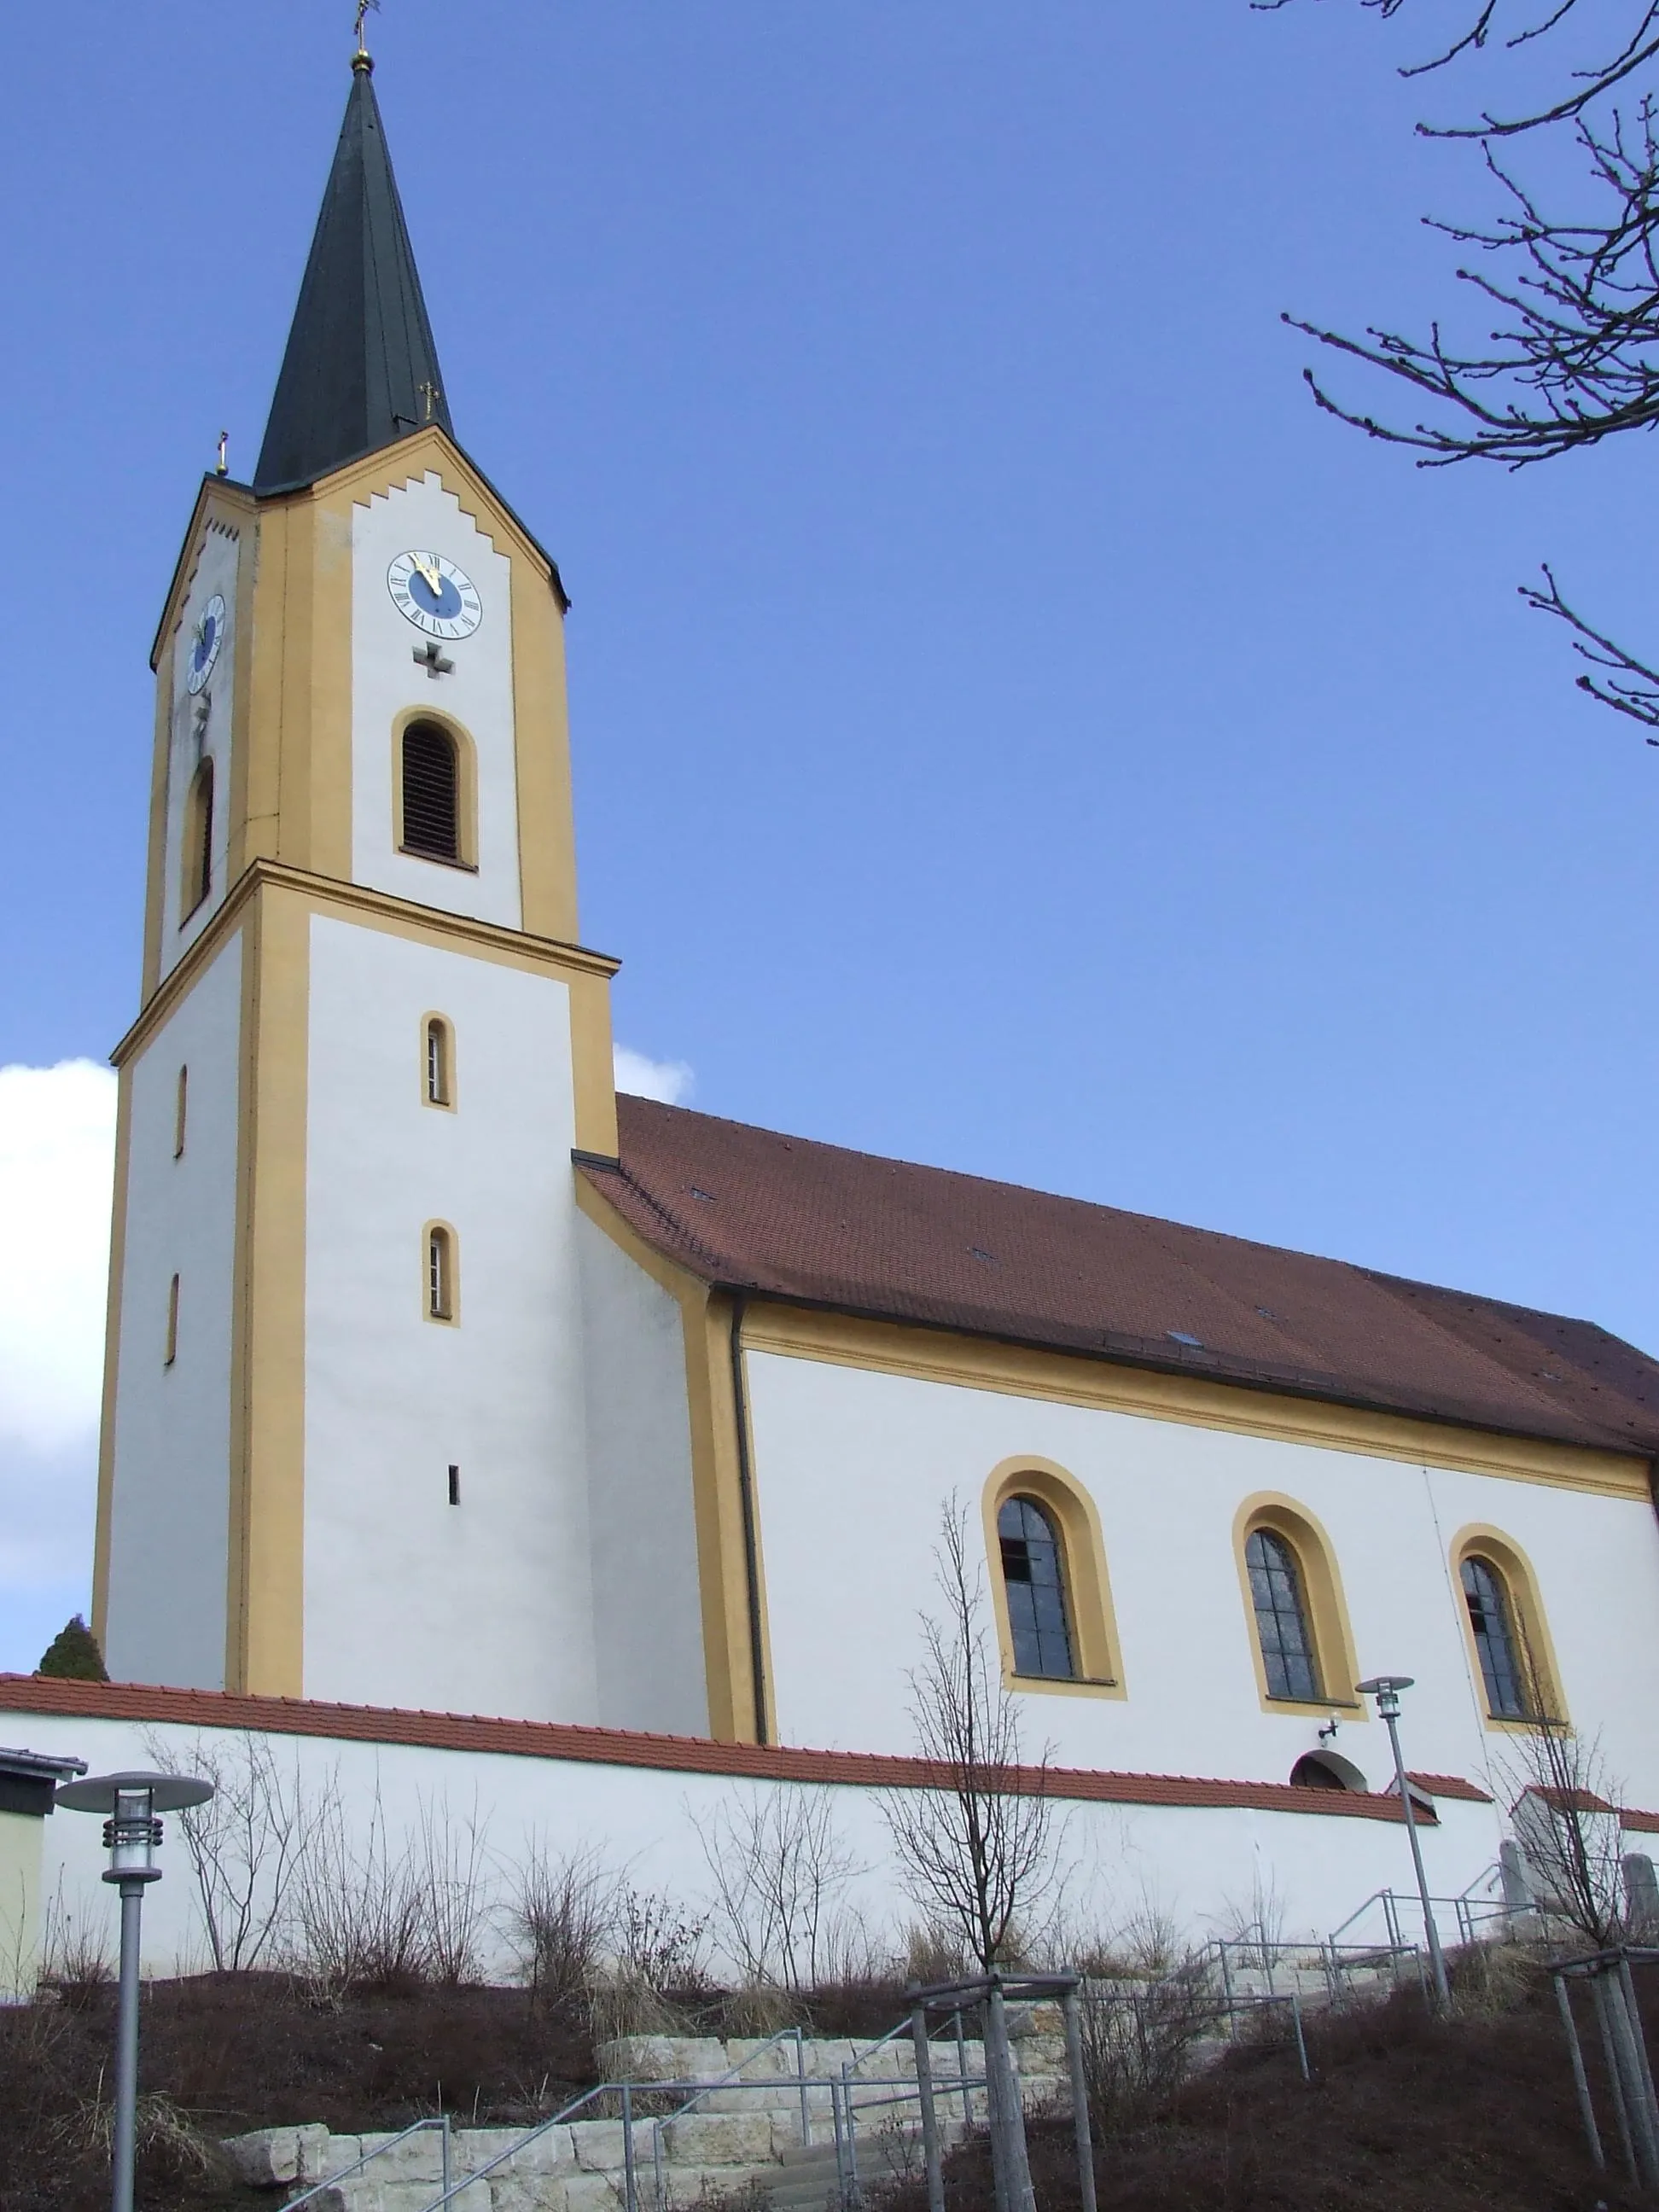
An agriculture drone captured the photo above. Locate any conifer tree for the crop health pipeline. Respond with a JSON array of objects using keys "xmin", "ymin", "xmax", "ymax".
[{"xmin": 37, "ymin": 1615, "xmax": 108, "ymax": 1682}]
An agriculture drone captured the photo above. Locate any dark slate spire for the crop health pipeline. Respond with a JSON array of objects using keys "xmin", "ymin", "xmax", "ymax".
[{"xmin": 254, "ymin": 55, "xmax": 453, "ymax": 497}]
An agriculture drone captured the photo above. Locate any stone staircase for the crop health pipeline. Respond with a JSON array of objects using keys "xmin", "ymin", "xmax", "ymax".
[{"xmin": 225, "ymin": 2023, "xmax": 1069, "ymax": 2212}]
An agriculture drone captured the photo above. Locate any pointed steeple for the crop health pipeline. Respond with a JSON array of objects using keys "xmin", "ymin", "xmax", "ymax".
[{"xmin": 254, "ymin": 55, "xmax": 453, "ymax": 497}]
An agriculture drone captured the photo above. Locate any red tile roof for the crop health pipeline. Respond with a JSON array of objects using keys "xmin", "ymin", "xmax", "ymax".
[
  {"xmin": 583, "ymin": 1098, "xmax": 1659, "ymax": 1460},
  {"xmin": 0, "ymin": 1676, "xmax": 1483, "ymax": 1825}
]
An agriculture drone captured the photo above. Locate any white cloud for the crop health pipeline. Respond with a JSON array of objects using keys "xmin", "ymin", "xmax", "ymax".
[
  {"xmin": 0, "ymin": 1061, "xmax": 118, "ymax": 1452},
  {"xmin": 614, "ymin": 1044, "xmax": 695, "ymax": 1105}
]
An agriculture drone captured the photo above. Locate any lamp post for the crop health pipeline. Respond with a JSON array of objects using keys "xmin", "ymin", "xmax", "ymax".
[
  {"xmin": 1355, "ymin": 1677, "xmax": 1451, "ymax": 2012},
  {"xmin": 55, "ymin": 1770, "xmax": 213, "ymax": 2212}
]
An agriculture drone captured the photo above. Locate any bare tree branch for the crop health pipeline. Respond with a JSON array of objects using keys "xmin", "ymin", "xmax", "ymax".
[
  {"xmin": 1521, "ymin": 562, "xmax": 1659, "ymax": 731},
  {"xmin": 880, "ymin": 1501, "xmax": 1055, "ymax": 1973}
]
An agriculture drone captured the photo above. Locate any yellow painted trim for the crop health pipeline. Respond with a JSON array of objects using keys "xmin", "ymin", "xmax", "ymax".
[
  {"xmin": 1233, "ymin": 1493, "xmax": 1367, "ymax": 1721},
  {"xmin": 422, "ymin": 1220, "xmax": 461, "ymax": 1324},
  {"xmin": 420, "ymin": 1012, "xmax": 457, "ymax": 1111},
  {"xmin": 981, "ymin": 1456, "xmax": 1126, "ymax": 1701},
  {"xmin": 509, "ymin": 509, "xmax": 579, "ymax": 943},
  {"xmin": 140, "ymin": 630, "xmax": 175, "ymax": 1002},
  {"xmin": 91, "ymin": 1064, "xmax": 137, "ymax": 1646},
  {"xmin": 226, "ymin": 886, "xmax": 310, "ymax": 1698},
  {"xmin": 1447, "ymin": 1522, "xmax": 1571, "ymax": 1734},
  {"xmin": 573, "ymin": 1178, "xmax": 766, "ymax": 1743},
  {"xmin": 736, "ymin": 1303, "xmax": 1648, "ymax": 1501},
  {"xmin": 568, "ymin": 969, "xmax": 619, "ymax": 1160},
  {"xmin": 391, "ymin": 707, "xmax": 480, "ymax": 872},
  {"xmin": 114, "ymin": 860, "xmax": 619, "ymax": 1068}
]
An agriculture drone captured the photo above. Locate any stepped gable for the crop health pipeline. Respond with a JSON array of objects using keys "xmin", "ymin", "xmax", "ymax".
[{"xmin": 582, "ymin": 1097, "xmax": 1659, "ymax": 1461}]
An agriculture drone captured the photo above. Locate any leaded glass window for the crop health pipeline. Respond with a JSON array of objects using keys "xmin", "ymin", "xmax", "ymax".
[
  {"xmin": 1246, "ymin": 1527, "xmax": 1320, "ymax": 1702},
  {"xmin": 998, "ymin": 1496, "xmax": 1075, "ymax": 1679},
  {"xmin": 1462, "ymin": 1556, "xmax": 1528, "ymax": 1720}
]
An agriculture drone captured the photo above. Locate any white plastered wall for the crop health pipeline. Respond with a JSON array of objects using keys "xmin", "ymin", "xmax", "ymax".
[
  {"xmin": 14, "ymin": 1704, "xmax": 1507, "ymax": 1982},
  {"xmin": 350, "ymin": 472, "xmax": 521, "ymax": 926},
  {"xmin": 104, "ymin": 934, "xmax": 243, "ymax": 1690},
  {"xmin": 304, "ymin": 916, "xmax": 596, "ymax": 1720},
  {"xmin": 0, "ymin": 1812, "xmax": 45, "ymax": 2002},
  {"xmin": 159, "ymin": 521, "xmax": 241, "ymax": 979},
  {"xmin": 575, "ymin": 1214, "xmax": 708, "ymax": 1737},
  {"xmin": 743, "ymin": 1353, "xmax": 1659, "ymax": 1815}
]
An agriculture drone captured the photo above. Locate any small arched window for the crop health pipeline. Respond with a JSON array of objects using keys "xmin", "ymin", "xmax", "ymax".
[
  {"xmin": 424, "ymin": 1016, "xmax": 454, "ymax": 1108},
  {"xmin": 182, "ymin": 757, "xmax": 214, "ymax": 917},
  {"xmin": 426, "ymin": 1224, "xmax": 457, "ymax": 1323},
  {"xmin": 1462, "ymin": 1555, "xmax": 1529, "ymax": 1720},
  {"xmin": 1246, "ymin": 1527, "xmax": 1320, "ymax": 1703},
  {"xmin": 997, "ymin": 1495, "xmax": 1076, "ymax": 1679},
  {"xmin": 401, "ymin": 720, "xmax": 460, "ymax": 863}
]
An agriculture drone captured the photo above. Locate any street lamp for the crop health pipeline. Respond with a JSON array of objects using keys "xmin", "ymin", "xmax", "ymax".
[
  {"xmin": 1355, "ymin": 1677, "xmax": 1451, "ymax": 2012},
  {"xmin": 55, "ymin": 1769, "xmax": 213, "ymax": 2212}
]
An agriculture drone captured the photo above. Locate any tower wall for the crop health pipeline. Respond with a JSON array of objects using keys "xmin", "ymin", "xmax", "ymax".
[
  {"xmin": 302, "ymin": 914, "xmax": 600, "ymax": 1719},
  {"xmin": 102, "ymin": 933, "xmax": 244, "ymax": 1688},
  {"xmin": 158, "ymin": 518, "xmax": 243, "ymax": 981}
]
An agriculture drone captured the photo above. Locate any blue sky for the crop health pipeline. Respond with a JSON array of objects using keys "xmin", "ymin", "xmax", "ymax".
[{"xmin": 1, "ymin": 3, "xmax": 1655, "ymax": 1668}]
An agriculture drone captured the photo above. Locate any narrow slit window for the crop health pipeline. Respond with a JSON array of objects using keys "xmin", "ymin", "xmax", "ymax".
[
  {"xmin": 182, "ymin": 757, "xmax": 214, "ymax": 917},
  {"xmin": 427, "ymin": 1225, "xmax": 456, "ymax": 1322},
  {"xmin": 165, "ymin": 1273, "xmax": 180, "ymax": 1366},
  {"xmin": 401, "ymin": 720, "xmax": 460, "ymax": 862},
  {"xmin": 448, "ymin": 1464, "xmax": 460, "ymax": 1506},
  {"xmin": 998, "ymin": 1494, "xmax": 1077, "ymax": 1679},
  {"xmin": 174, "ymin": 1066, "xmax": 189, "ymax": 1159},
  {"xmin": 425, "ymin": 1017, "xmax": 452, "ymax": 1107},
  {"xmin": 1246, "ymin": 1527, "xmax": 1321, "ymax": 1702},
  {"xmin": 1462, "ymin": 1556, "xmax": 1530, "ymax": 1720}
]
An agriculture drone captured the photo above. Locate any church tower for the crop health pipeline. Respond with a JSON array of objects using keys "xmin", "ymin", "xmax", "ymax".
[{"xmin": 92, "ymin": 50, "xmax": 620, "ymax": 1718}]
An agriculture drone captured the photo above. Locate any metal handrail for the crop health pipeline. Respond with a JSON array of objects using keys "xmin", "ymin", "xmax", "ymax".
[
  {"xmin": 281, "ymin": 2115, "xmax": 451, "ymax": 2210},
  {"xmin": 647, "ymin": 2023, "xmax": 812, "ymax": 2206}
]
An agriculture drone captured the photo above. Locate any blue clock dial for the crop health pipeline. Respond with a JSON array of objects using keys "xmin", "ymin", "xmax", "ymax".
[
  {"xmin": 387, "ymin": 551, "xmax": 483, "ymax": 641},
  {"xmin": 186, "ymin": 594, "xmax": 226, "ymax": 696}
]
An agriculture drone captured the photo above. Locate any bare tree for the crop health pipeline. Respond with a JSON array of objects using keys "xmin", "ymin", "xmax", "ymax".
[
  {"xmin": 695, "ymin": 1785, "xmax": 864, "ymax": 1995},
  {"xmin": 880, "ymin": 1501, "xmax": 1055, "ymax": 1974},
  {"xmin": 1499, "ymin": 1646, "xmax": 1627, "ymax": 1944},
  {"xmin": 142, "ymin": 1730, "xmax": 301, "ymax": 1975},
  {"xmin": 1261, "ymin": 0, "xmax": 1659, "ymax": 732}
]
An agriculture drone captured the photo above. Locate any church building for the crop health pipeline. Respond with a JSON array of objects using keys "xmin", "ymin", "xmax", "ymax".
[{"xmin": 87, "ymin": 52, "xmax": 1659, "ymax": 1860}]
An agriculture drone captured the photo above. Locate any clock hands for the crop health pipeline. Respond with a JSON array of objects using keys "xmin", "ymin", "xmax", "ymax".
[{"xmin": 413, "ymin": 554, "xmax": 444, "ymax": 595}]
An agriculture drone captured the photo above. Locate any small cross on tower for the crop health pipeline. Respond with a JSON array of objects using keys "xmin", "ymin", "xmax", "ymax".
[
  {"xmin": 418, "ymin": 379, "xmax": 442, "ymax": 423},
  {"xmin": 414, "ymin": 639, "xmax": 454, "ymax": 678}
]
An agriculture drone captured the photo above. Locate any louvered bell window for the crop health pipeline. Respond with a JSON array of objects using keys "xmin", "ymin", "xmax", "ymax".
[{"xmin": 401, "ymin": 720, "xmax": 460, "ymax": 861}]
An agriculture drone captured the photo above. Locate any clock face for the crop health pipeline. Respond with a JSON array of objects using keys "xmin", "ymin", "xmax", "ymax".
[
  {"xmin": 186, "ymin": 594, "xmax": 226, "ymax": 695},
  {"xmin": 387, "ymin": 551, "xmax": 483, "ymax": 641}
]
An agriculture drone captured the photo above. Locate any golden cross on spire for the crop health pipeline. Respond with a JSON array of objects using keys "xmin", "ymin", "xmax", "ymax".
[
  {"xmin": 418, "ymin": 379, "xmax": 442, "ymax": 423},
  {"xmin": 354, "ymin": 0, "xmax": 380, "ymax": 59}
]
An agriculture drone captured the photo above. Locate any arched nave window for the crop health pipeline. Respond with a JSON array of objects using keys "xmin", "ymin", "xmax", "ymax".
[
  {"xmin": 400, "ymin": 719, "xmax": 461, "ymax": 863},
  {"xmin": 424, "ymin": 1016, "xmax": 454, "ymax": 1108},
  {"xmin": 182, "ymin": 757, "xmax": 214, "ymax": 918},
  {"xmin": 1461, "ymin": 1557, "xmax": 1528, "ymax": 1720},
  {"xmin": 1245, "ymin": 1527, "xmax": 1320, "ymax": 1703},
  {"xmin": 983, "ymin": 1459, "xmax": 1125, "ymax": 1696},
  {"xmin": 997, "ymin": 1495, "xmax": 1076, "ymax": 1680}
]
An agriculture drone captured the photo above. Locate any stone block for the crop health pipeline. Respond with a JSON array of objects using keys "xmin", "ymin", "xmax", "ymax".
[
  {"xmin": 663, "ymin": 2111, "xmax": 777, "ymax": 2167},
  {"xmin": 561, "ymin": 2170, "xmax": 632, "ymax": 2212},
  {"xmin": 598, "ymin": 2035, "xmax": 729, "ymax": 2083},
  {"xmin": 224, "ymin": 2123, "xmax": 332, "ymax": 2187},
  {"xmin": 569, "ymin": 2119, "xmax": 652, "ymax": 2172}
]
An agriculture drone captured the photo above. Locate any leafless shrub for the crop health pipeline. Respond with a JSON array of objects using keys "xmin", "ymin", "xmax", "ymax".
[
  {"xmin": 588, "ymin": 1887, "xmax": 713, "ymax": 2042},
  {"xmin": 901, "ymin": 1918, "xmax": 972, "ymax": 1988},
  {"xmin": 38, "ymin": 1880, "xmax": 114, "ymax": 2007},
  {"xmin": 284, "ymin": 1771, "xmax": 429, "ymax": 1991},
  {"xmin": 142, "ymin": 1729, "xmax": 302, "ymax": 1974},
  {"xmin": 417, "ymin": 1795, "xmax": 494, "ymax": 1985},
  {"xmin": 695, "ymin": 1784, "xmax": 864, "ymax": 1994},
  {"xmin": 1080, "ymin": 1955, "xmax": 1226, "ymax": 2133},
  {"xmin": 504, "ymin": 1841, "xmax": 617, "ymax": 2010},
  {"xmin": 54, "ymin": 2090, "xmax": 229, "ymax": 2183},
  {"xmin": 880, "ymin": 1501, "xmax": 1056, "ymax": 1974}
]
